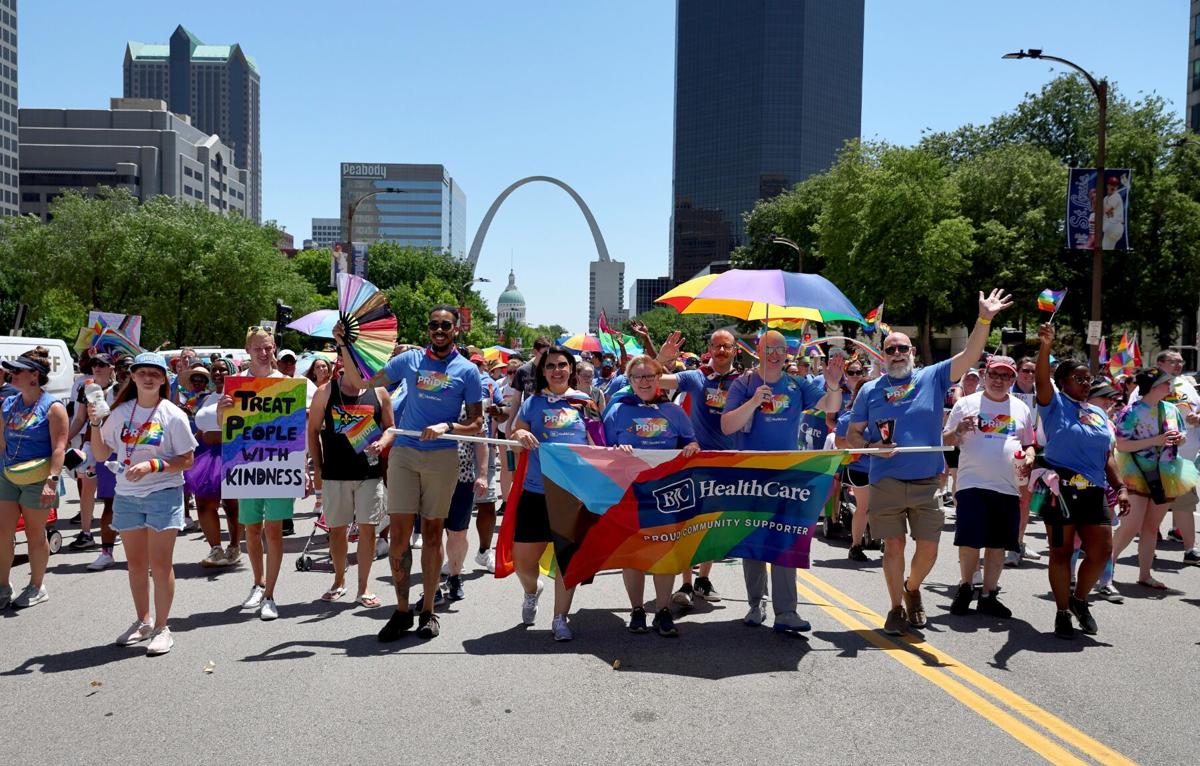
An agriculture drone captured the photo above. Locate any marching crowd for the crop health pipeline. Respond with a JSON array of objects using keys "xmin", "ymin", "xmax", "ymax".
[{"xmin": 2, "ymin": 287, "xmax": 1198, "ymax": 655}]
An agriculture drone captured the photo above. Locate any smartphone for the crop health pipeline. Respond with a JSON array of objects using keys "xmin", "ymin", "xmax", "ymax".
[{"xmin": 506, "ymin": 449, "xmax": 516, "ymax": 472}]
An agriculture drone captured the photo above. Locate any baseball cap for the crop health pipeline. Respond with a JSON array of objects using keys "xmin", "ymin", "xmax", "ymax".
[
  {"xmin": 469, "ymin": 353, "xmax": 485, "ymax": 364},
  {"xmin": 1135, "ymin": 369, "xmax": 1172, "ymax": 396},
  {"xmin": 986, "ymin": 355, "xmax": 1017, "ymax": 375},
  {"xmin": 90, "ymin": 353, "xmax": 114, "ymax": 367},
  {"xmin": 962, "ymin": 368, "xmax": 981, "ymax": 379},
  {"xmin": 1088, "ymin": 381, "xmax": 1119, "ymax": 400},
  {"xmin": 129, "ymin": 352, "xmax": 169, "ymax": 374},
  {"xmin": 276, "ymin": 349, "xmax": 297, "ymax": 362}
]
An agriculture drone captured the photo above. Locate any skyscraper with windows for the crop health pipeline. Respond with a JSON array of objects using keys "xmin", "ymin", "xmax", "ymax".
[
  {"xmin": 311, "ymin": 217, "xmax": 340, "ymax": 248},
  {"xmin": 0, "ymin": 0, "xmax": 17, "ymax": 217},
  {"xmin": 123, "ymin": 25, "xmax": 261, "ymax": 221},
  {"xmin": 339, "ymin": 163, "xmax": 466, "ymax": 256},
  {"xmin": 1190, "ymin": 1, "xmax": 1200, "ymax": 132},
  {"xmin": 670, "ymin": 0, "xmax": 863, "ymax": 281}
]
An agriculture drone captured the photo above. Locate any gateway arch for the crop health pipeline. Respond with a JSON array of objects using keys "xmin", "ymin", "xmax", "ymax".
[{"xmin": 466, "ymin": 176, "xmax": 611, "ymax": 273}]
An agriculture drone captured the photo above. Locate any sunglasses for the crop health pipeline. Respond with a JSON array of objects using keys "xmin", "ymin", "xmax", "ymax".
[
  {"xmin": 845, "ymin": 369, "xmax": 864, "ymax": 377},
  {"xmin": 884, "ymin": 345, "xmax": 911, "ymax": 356},
  {"xmin": 427, "ymin": 320, "xmax": 455, "ymax": 332},
  {"xmin": 763, "ymin": 345, "xmax": 787, "ymax": 355},
  {"xmin": 544, "ymin": 361, "xmax": 571, "ymax": 371},
  {"xmin": 986, "ymin": 372, "xmax": 1015, "ymax": 381}
]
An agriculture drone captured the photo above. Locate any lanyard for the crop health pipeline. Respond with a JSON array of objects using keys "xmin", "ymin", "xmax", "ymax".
[{"xmin": 123, "ymin": 400, "xmax": 162, "ymax": 466}]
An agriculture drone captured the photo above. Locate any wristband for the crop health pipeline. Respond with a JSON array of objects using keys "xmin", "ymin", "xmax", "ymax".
[
  {"xmin": 149, "ymin": 459, "xmax": 167, "ymax": 473},
  {"xmin": 976, "ymin": 316, "xmax": 992, "ymax": 326}
]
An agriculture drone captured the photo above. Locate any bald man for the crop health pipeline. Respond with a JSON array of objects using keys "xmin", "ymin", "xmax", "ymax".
[
  {"xmin": 720, "ymin": 330, "xmax": 844, "ymax": 635},
  {"xmin": 847, "ymin": 289, "xmax": 1012, "ymax": 636}
]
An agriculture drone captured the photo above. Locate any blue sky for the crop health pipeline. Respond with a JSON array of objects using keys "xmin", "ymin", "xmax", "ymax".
[{"xmin": 20, "ymin": 1, "xmax": 1192, "ymax": 331}]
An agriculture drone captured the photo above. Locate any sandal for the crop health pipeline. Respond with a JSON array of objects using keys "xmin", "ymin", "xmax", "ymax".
[
  {"xmin": 357, "ymin": 592, "xmax": 381, "ymax": 608},
  {"xmin": 1137, "ymin": 578, "xmax": 1168, "ymax": 590},
  {"xmin": 320, "ymin": 586, "xmax": 347, "ymax": 602}
]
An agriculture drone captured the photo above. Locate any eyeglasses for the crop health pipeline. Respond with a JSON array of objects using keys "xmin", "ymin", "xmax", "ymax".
[
  {"xmin": 845, "ymin": 369, "xmax": 864, "ymax": 377},
  {"xmin": 427, "ymin": 320, "xmax": 455, "ymax": 332},
  {"xmin": 763, "ymin": 345, "xmax": 787, "ymax": 355},
  {"xmin": 884, "ymin": 345, "xmax": 911, "ymax": 356},
  {"xmin": 631, "ymin": 373, "xmax": 658, "ymax": 382},
  {"xmin": 711, "ymin": 344, "xmax": 734, "ymax": 352},
  {"xmin": 544, "ymin": 361, "xmax": 571, "ymax": 371},
  {"xmin": 986, "ymin": 372, "xmax": 1015, "ymax": 381},
  {"xmin": 1071, "ymin": 374, "xmax": 1094, "ymax": 385}
]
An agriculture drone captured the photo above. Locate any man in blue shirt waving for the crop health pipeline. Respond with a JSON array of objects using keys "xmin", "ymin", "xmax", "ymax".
[
  {"xmin": 846, "ymin": 289, "xmax": 1012, "ymax": 636},
  {"xmin": 337, "ymin": 305, "xmax": 482, "ymax": 642}
]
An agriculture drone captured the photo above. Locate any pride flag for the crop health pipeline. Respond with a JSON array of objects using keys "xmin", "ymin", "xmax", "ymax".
[
  {"xmin": 1037, "ymin": 289, "xmax": 1066, "ymax": 314},
  {"xmin": 532, "ymin": 444, "xmax": 844, "ymax": 588},
  {"xmin": 332, "ymin": 404, "xmax": 382, "ymax": 454},
  {"xmin": 863, "ymin": 303, "xmax": 884, "ymax": 335}
]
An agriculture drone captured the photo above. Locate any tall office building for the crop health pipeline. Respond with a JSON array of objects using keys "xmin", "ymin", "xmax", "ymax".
[
  {"xmin": 630, "ymin": 276, "xmax": 674, "ymax": 318},
  {"xmin": 589, "ymin": 260, "xmax": 627, "ymax": 333},
  {"xmin": 1190, "ymin": 1, "xmax": 1200, "ymax": 132},
  {"xmin": 124, "ymin": 25, "xmax": 261, "ymax": 221},
  {"xmin": 0, "ymin": 0, "xmax": 17, "ymax": 216},
  {"xmin": 340, "ymin": 163, "xmax": 466, "ymax": 256},
  {"xmin": 311, "ymin": 217, "xmax": 340, "ymax": 248},
  {"xmin": 670, "ymin": 0, "xmax": 864, "ymax": 281}
]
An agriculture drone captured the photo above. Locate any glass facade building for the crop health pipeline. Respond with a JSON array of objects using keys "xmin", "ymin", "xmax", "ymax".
[
  {"xmin": 670, "ymin": 0, "xmax": 863, "ymax": 281},
  {"xmin": 1190, "ymin": 1, "xmax": 1200, "ymax": 133},
  {"xmin": 339, "ymin": 163, "xmax": 465, "ymax": 256},
  {"xmin": 0, "ymin": 0, "xmax": 17, "ymax": 217}
]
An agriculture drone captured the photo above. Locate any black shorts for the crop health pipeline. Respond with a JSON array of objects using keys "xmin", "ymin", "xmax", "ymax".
[
  {"xmin": 842, "ymin": 466, "xmax": 870, "ymax": 487},
  {"xmin": 944, "ymin": 446, "xmax": 960, "ymax": 470},
  {"xmin": 512, "ymin": 489, "xmax": 551, "ymax": 543},
  {"xmin": 1040, "ymin": 484, "xmax": 1112, "ymax": 528},
  {"xmin": 446, "ymin": 481, "xmax": 474, "ymax": 532},
  {"xmin": 953, "ymin": 488, "xmax": 1019, "ymax": 551}
]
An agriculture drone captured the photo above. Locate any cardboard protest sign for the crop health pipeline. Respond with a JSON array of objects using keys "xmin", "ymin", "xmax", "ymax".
[{"xmin": 220, "ymin": 376, "xmax": 308, "ymax": 499}]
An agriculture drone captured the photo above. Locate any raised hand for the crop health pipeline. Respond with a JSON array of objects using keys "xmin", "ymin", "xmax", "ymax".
[
  {"xmin": 978, "ymin": 288, "xmax": 1013, "ymax": 320},
  {"xmin": 1037, "ymin": 322, "xmax": 1055, "ymax": 349},
  {"xmin": 658, "ymin": 331, "xmax": 685, "ymax": 362},
  {"xmin": 823, "ymin": 353, "xmax": 845, "ymax": 387}
]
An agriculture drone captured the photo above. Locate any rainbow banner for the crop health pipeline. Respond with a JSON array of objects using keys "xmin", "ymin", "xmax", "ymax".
[
  {"xmin": 220, "ymin": 376, "xmax": 308, "ymax": 499},
  {"xmin": 332, "ymin": 403, "xmax": 382, "ymax": 454},
  {"xmin": 1037, "ymin": 288, "xmax": 1066, "ymax": 314},
  {"xmin": 538, "ymin": 444, "xmax": 844, "ymax": 588}
]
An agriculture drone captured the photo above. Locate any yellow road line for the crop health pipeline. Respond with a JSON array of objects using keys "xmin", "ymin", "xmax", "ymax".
[{"xmin": 796, "ymin": 570, "xmax": 1137, "ymax": 766}]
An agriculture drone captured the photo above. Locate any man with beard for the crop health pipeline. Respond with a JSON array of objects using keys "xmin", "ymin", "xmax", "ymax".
[
  {"xmin": 337, "ymin": 305, "xmax": 483, "ymax": 641},
  {"xmin": 847, "ymin": 289, "xmax": 1012, "ymax": 636}
]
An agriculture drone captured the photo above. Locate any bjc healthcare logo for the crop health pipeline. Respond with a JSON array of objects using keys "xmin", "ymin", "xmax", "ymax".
[{"xmin": 652, "ymin": 479, "xmax": 696, "ymax": 514}]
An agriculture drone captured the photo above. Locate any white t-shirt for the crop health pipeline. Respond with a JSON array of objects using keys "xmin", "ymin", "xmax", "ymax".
[
  {"xmin": 193, "ymin": 391, "xmax": 222, "ymax": 433},
  {"xmin": 945, "ymin": 392, "xmax": 1033, "ymax": 496},
  {"xmin": 100, "ymin": 398, "xmax": 198, "ymax": 497}
]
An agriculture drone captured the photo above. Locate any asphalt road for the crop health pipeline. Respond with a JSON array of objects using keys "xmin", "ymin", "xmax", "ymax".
[{"xmin": 3, "ymin": 489, "xmax": 1196, "ymax": 766}]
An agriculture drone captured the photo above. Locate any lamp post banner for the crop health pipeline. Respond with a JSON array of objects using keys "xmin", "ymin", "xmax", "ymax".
[
  {"xmin": 330, "ymin": 241, "xmax": 370, "ymax": 287},
  {"xmin": 1066, "ymin": 168, "xmax": 1130, "ymax": 251}
]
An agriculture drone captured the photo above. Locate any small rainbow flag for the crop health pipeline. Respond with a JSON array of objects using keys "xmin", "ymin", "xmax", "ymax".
[
  {"xmin": 1037, "ymin": 288, "xmax": 1066, "ymax": 314},
  {"xmin": 863, "ymin": 303, "xmax": 884, "ymax": 335},
  {"xmin": 333, "ymin": 404, "xmax": 382, "ymax": 454}
]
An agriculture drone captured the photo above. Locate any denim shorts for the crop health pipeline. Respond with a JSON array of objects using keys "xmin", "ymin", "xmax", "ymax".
[{"xmin": 113, "ymin": 487, "xmax": 185, "ymax": 532}]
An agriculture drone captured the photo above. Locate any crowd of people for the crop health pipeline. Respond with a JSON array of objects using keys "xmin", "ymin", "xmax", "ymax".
[{"xmin": 2, "ymin": 288, "xmax": 1198, "ymax": 655}]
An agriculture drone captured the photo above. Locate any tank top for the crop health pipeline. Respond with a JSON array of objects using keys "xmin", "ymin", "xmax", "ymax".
[
  {"xmin": 3, "ymin": 391, "xmax": 56, "ymax": 468},
  {"xmin": 320, "ymin": 384, "xmax": 384, "ymax": 481}
]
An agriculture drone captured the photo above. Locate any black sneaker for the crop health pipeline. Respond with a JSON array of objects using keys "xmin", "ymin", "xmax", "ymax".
[
  {"xmin": 417, "ymin": 611, "xmax": 440, "ymax": 639},
  {"xmin": 652, "ymin": 608, "xmax": 679, "ymax": 637},
  {"xmin": 378, "ymin": 609, "xmax": 414, "ymax": 642},
  {"xmin": 281, "ymin": 519, "xmax": 295, "ymax": 537},
  {"xmin": 628, "ymin": 607, "xmax": 649, "ymax": 634},
  {"xmin": 68, "ymin": 531, "xmax": 97, "ymax": 551},
  {"xmin": 671, "ymin": 582, "xmax": 694, "ymax": 608},
  {"xmin": 1054, "ymin": 610, "xmax": 1075, "ymax": 639},
  {"xmin": 1183, "ymin": 550, "xmax": 1200, "ymax": 566},
  {"xmin": 976, "ymin": 590, "xmax": 1012, "ymax": 619},
  {"xmin": 68, "ymin": 513, "xmax": 82, "ymax": 526},
  {"xmin": 415, "ymin": 586, "xmax": 447, "ymax": 610},
  {"xmin": 693, "ymin": 576, "xmax": 721, "ymax": 602},
  {"xmin": 949, "ymin": 582, "xmax": 974, "ymax": 615},
  {"xmin": 446, "ymin": 575, "xmax": 465, "ymax": 601},
  {"xmin": 1168, "ymin": 527, "xmax": 1184, "ymax": 543},
  {"xmin": 1068, "ymin": 595, "xmax": 1097, "ymax": 635},
  {"xmin": 848, "ymin": 544, "xmax": 869, "ymax": 562}
]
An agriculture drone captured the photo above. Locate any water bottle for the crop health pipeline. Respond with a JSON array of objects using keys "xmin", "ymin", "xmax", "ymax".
[
  {"xmin": 104, "ymin": 460, "xmax": 126, "ymax": 475},
  {"xmin": 85, "ymin": 381, "xmax": 110, "ymax": 420},
  {"xmin": 366, "ymin": 451, "xmax": 379, "ymax": 466},
  {"xmin": 1013, "ymin": 449, "xmax": 1028, "ymax": 487}
]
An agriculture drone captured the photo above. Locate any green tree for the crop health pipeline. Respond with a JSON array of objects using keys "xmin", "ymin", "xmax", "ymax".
[{"xmin": 622, "ymin": 307, "xmax": 725, "ymax": 355}]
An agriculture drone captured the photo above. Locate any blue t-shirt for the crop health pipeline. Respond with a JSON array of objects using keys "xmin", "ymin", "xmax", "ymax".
[
  {"xmin": 600, "ymin": 373, "xmax": 628, "ymax": 399},
  {"xmin": 603, "ymin": 399, "xmax": 696, "ymax": 450},
  {"xmin": 517, "ymin": 394, "xmax": 591, "ymax": 493},
  {"xmin": 381, "ymin": 348, "xmax": 482, "ymax": 451},
  {"xmin": 850, "ymin": 360, "xmax": 952, "ymax": 482},
  {"xmin": 836, "ymin": 409, "xmax": 872, "ymax": 473},
  {"xmin": 1039, "ymin": 391, "xmax": 1114, "ymax": 488},
  {"xmin": 3, "ymin": 392, "xmax": 57, "ymax": 467},
  {"xmin": 390, "ymin": 380, "xmax": 407, "ymax": 424},
  {"xmin": 724, "ymin": 372, "xmax": 824, "ymax": 451},
  {"xmin": 673, "ymin": 369, "xmax": 737, "ymax": 450}
]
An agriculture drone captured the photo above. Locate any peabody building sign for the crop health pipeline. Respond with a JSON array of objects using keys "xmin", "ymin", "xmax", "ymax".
[{"xmin": 341, "ymin": 163, "xmax": 387, "ymax": 178}]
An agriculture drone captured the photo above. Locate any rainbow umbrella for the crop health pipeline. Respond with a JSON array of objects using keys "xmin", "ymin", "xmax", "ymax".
[
  {"xmin": 287, "ymin": 309, "xmax": 338, "ymax": 338},
  {"xmin": 483, "ymin": 345, "xmax": 517, "ymax": 363},
  {"xmin": 656, "ymin": 269, "xmax": 866, "ymax": 326},
  {"xmin": 559, "ymin": 334, "xmax": 604, "ymax": 353}
]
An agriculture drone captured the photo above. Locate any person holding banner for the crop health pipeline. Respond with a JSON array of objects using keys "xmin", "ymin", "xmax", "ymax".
[
  {"xmin": 337, "ymin": 305, "xmax": 483, "ymax": 642},
  {"xmin": 846, "ymin": 289, "xmax": 1012, "ymax": 637},
  {"xmin": 88, "ymin": 353, "xmax": 196, "ymax": 655},
  {"xmin": 306, "ymin": 369, "xmax": 393, "ymax": 608},
  {"xmin": 721, "ymin": 330, "xmax": 844, "ymax": 635},
  {"xmin": 604, "ymin": 355, "xmax": 700, "ymax": 637},
  {"xmin": 0, "ymin": 348, "xmax": 68, "ymax": 610}
]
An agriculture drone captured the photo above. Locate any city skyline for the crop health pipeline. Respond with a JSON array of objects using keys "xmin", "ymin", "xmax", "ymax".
[{"xmin": 18, "ymin": 1, "xmax": 1191, "ymax": 331}]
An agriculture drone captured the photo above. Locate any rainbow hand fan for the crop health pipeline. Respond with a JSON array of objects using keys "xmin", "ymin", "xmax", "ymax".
[{"xmin": 337, "ymin": 272, "xmax": 397, "ymax": 380}]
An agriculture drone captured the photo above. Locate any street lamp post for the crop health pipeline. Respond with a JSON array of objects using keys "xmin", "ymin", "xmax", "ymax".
[
  {"xmin": 460, "ymin": 277, "xmax": 491, "ymax": 303},
  {"xmin": 346, "ymin": 187, "xmax": 406, "ymax": 244},
  {"xmin": 1004, "ymin": 49, "xmax": 1107, "ymax": 372},
  {"xmin": 771, "ymin": 236, "xmax": 806, "ymax": 272}
]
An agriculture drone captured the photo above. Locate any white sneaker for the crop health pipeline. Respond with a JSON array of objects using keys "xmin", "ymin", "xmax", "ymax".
[
  {"xmin": 200, "ymin": 546, "xmax": 225, "ymax": 568},
  {"xmin": 411, "ymin": 532, "xmax": 422, "ymax": 549},
  {"xmin": 259, "ymin": 598, "xmax": 278, "ymax": 621},
  {"xmin": 375, "ymin": 537, "xmax": 389, "ymax": 560},
  {"xmin": 552, "ymin": 614, "xmax": 573, "ymax": 641},
  {"xmin": 87, "ymin": 551, "xmax": 115, "ymax": 571},
  {"xmin": 971, "ymin": 569, "xmax": 983, "ymax": 587},
  {"xmin": 475, "ymin": 549, "xmax": 495, "ymax": 573},
  {"xmin": 116, "ymin": 620, "xmax": 153, "ymax": 646},
  {"xmin": 1020, "ymin": 543, "xmax": 1042, "ymax": 561},
  {"xmin": 12, "ymin": 584, "xmax": 48, "ymax": 609},
  {"xmin": 223, "ymin": 544, "xmax": 241, "ymax": 566},
  {"xmin": 241, "ymin": 585, "xmax": 265, "ymax": 610},
  {"xmin": 743, "ymin": 598, "xmax": 768, "ymax": 626},
  {"xmin": 1003, "ymin": 550, "xmax": 1021, "ymax": 568},
  {"xmin": 146, "ymin": 627, "xmax": 174, "ymax": 656},
  {"xmin": 521, "ymin": 580, "xmax": 544, "ymax": 625}
]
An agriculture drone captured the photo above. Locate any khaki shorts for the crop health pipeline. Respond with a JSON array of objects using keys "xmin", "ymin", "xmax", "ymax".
[
  {"xmin": 869, "ymin": 476, "xmax": 944, "ymax": 542},
  {"xmin": 1173, "ymin": 488, "xmax": 1198, "ymax": 514},
  {"xmin": 386, "ymin": 445, "xmax": 458, "ymax": 520},
  {"xmin": 323, "ymin": 478, "xmax": 385, "ymax": 528}
]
